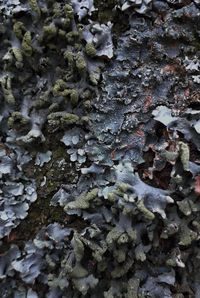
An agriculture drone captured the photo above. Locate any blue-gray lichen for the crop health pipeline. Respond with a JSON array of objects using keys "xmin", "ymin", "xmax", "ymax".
[{"xmin": 1, "ymin": 0, "xmax": 200, "ymax": 297}]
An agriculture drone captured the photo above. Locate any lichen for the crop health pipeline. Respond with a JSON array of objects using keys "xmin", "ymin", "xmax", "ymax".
[
  {"xmin": 28, "ymin": 0, "xmax": 41, "ymax": 16},
  {"xmin": 0, "ymin": 75, "xmax": 15, "ymax": 104},
  {"xmin": 21, "ymin": 31, "xmax": 32, "ymax": 57}
]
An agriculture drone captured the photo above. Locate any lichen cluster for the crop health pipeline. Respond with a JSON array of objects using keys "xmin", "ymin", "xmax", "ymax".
[{"xmin": 1, "ymin": 0, "xmax": 200, "ymax": 297}]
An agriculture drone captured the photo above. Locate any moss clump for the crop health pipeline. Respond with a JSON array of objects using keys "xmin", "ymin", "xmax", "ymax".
[
  {"xmin": 13, "ymin": 21, "xmax": 26, "ymax": 39},
  {"xmin": 66, "ymin": 31, "xmax": 80, "ymax": 44},
  {"xmin": 7, "ymin": 111, "xmax": 29, "ymax": 128},
  {"xmin": 61, "ymin": 113, "xmax": 80, "ymax": 125},
  {"xmin": 70, "ymin": 89, "xmax": 79, "ymax": 105},
  {"xmin": 52, "ymin": 2, "xmax": 62, "ymax": 17},
  {"xmin": 0, "ymin": 76, "xmax": 15, "ymax": 104},
  {"xmin": 64, "ymin": 4, "xmax": 74, "ymax": 19},
  {"xmin": 12, "ymin": 47, "xmax": 23, "ymax": 62},
  {"xmin": 43, "ymin": 24, "xmax": 58, "ymax": 39},
  {"xmin": 64, "ymin": 51, "xmax": 74, "ymax": 69},
  {"xmin": 47, "ymin": 112, "xmax": 80, "ymax": 129},
  {"xmin": 52, "ymin": 79, "xmax": 66, "ymax": 95},
  {"xmin": 28, "ymin": 0, "xmax": 41, "ymax": 16},
  {"xmin": 75, "ymin": 52, "xmax": 87, "ymax": 73},
  {"xmin": 85, "ymin": 42, "xmax": 97, "ymax": 57},
  {"xmin": 22, "ymin": 31, "xmax": 32, "ymax": 57}
]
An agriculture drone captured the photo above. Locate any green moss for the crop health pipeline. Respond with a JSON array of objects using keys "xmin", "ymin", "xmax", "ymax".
[
  {"xmin": 70, "ymin": 89, "xmax": 79, "ymax": 105},
  {"xmin": 22, "ymin": 31, "xmax": 32, "ymax": 57},
  {"xmin": 75, "ymin": 52, "xmax": 87, "ymax": 72},
  {"xmin": 64, "ymin": 51, "xmax": 74, "ymax": 68},
  {"xmin": 43, "ymin": 24, "xmax": 57, "ymax": 39},
  {"xmin": 12, "ymin": 47, "xmax": 23, "ymax": 62},
  {"xmin": 13, "ymin": 21, "xmax": 26, "ymax": 39},
  {"xmin": 53, "ymin": 79, "xmax": 65, "ymax": 93},
  {"xmin": 0, "ymin": 76, "xmax": 15, "ymax": 104},
  {"xmin": 85, "ymin": 42, "xmax": 97, "ymax": 57},
  {"xmin": 52, "ymin": 147, "xmax": 67, "ymax": 160},
  {"xmin": 64, "ymin": 4, "xmax": 74, "ymax": 20},
  {"xmin": 61, "ymin": 113, "xmax": 80, "ymax": 125},
  {"xmin": 47, "ymin": 111, "xmax": 80, "ymax": 130},
  {"xmin": 28, "ymin": 0, "xmax": 41, "ymax": 16},
  {"xmin": 66, "ymin": 31, "xmax": 80, "ymax": 44},
  {"xmin": 7, "ymin": 111, "xmax": 29, "ymax": 128},
  {"xmin": 52, "ymin": 2, "xmax": 62, "ymax": 16}
]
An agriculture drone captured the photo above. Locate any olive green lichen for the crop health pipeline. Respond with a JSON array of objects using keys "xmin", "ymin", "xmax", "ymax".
[
  {"xmin": 0, "ymin": 75, "xmax": 15, "ymax": 104},
  {"xmin": 7, "ymin": 112, "xmax": 29, "ymax": 128},
  {"xmin": 179, "ymin": 141, "xmax": 190, "ymax": 171},
  {"xmin": 136, "ymin": 199, "xmax": 155, "ymax": 220},
  {"xmin": 12, "ymin": 47, "xmax": 23, "ymax": 63},
  {"xmin": 28, "ymin": 0, "xmax": 41, "ymax": 17},
  {"xmin": 47, "ymin": 112, "xmax": 80, "ymax": 128},
  {"xmin": 85, "ymin": 42, "xmax": 97, "ymax": 57},
  {"xmin": 64, "ymin": 188, "xmax": 98, "ymax": 211},
  {"xmin": 75, "ymin": 52, "xmax": 87, "ymax": 73},
  {"xmin": 64, "ymin": 4, "xmax": 74, "ymax": 20},
  {"xmin": 66, "ymin": 31, "xmax": 80, "ymax": 44},
  {"xmin": 21, "ymin": 31, "xmax": 32, "ymax": 57},
  {"xmin": 43, "ymin": 24, "xmax": 58, "ymax": 39},
  {"xmin": 70, "ymin": 89, "xmax": 79, "ymax": 105},
  {"xmin": 52, "ymin": 2, "xmax": 62, "ymax": 17},
  {"xmin": 13, "ymin": 21, "xmax": 26, "ymax": 39},
  {"xmin": 64, "ymin": 51, "xmax": 74, "ymax": 69}
]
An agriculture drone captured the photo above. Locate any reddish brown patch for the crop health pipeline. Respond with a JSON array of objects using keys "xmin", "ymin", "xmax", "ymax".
[
  {"xmin": 111, "ymin": 149, "xmax": 116, "ymax": 160},
  {"xmin": 184, "ymin": 88, "xmax": 190, "ymax": 98},
  {"xmin": 144, "ymin": 95, "xmax": 153, "ymax": 111},
  {"xmin": 135, "ymin": 128, "xmax": 145, "ymax": 138},
  {"xmin": 194, "ymin": 175, "xmax": 200, "ymax": 196},
  {"xmin": 162, "ymin": 64, "xmax": 177, "ymax": 74},
  {"xmin": 6, "ymin": 231, "xmax": 17, "ymax": 243}
]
